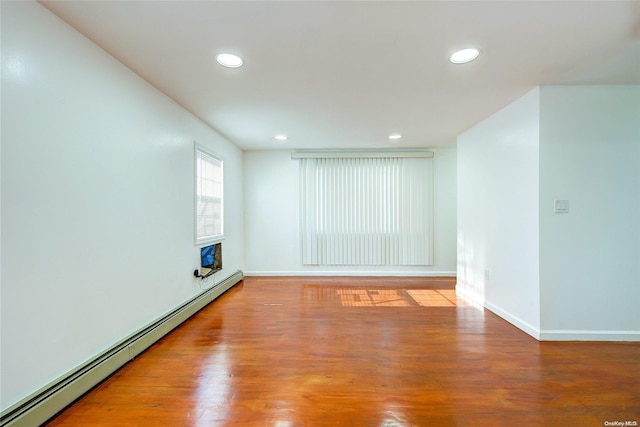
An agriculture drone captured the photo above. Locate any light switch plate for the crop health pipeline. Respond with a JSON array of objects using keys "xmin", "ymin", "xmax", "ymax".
[{"xmin": 554, "ymin": 199, "xmax": 569, "ymax": 213}]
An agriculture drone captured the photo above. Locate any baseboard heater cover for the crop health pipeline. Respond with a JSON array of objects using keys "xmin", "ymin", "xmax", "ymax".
[{"xmin": 0, "ymin": 270, "xmax": 243, "ymax": 427}]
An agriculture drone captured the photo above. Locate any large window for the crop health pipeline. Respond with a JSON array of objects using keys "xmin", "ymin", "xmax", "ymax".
[
  {"xmin": 297, "ymin": 152, "xmax": 433, "ymax": 266},
  {"xmin": 195, "ymin": 144, "xmax": 223, "ymax": 244}
]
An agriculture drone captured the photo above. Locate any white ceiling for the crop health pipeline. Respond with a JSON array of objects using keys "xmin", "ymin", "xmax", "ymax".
[{"xmin": 41, "ymin": 0, "xmax": 640, "ymax": 151}]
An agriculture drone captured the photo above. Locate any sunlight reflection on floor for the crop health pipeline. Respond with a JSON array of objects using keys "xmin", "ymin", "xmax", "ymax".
[
  {"xmin": 337, "ymin": 289, "xmax": 412, "ymax": 307},
  {"xmin": 302, "ymin": 284, "xmax": 476, "ymax": 308}
]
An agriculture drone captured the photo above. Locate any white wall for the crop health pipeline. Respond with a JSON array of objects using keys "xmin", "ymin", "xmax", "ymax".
[
  {"xmin": 457, "ymin": 88, "xmax": 541, "ymax": 336},
  {"xmin": 244, "ymin": 149, "xmax": 457, "ymax": 276},
  {"xmin": 0, "ymin": 1, "xmax": 243, "ymax": 410},
  {"xmin": 458, "ymin": 85, "xmax": 640, "ymax": 341},
  {"xmin": 539, "ymin": 85, "xmax": 640, "ymax": 339}
]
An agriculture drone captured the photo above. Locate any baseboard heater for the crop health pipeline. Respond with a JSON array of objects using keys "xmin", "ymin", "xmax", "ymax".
[{"xmin": 0, "ymin": 270, "xmax": 244, "ymax": 427}]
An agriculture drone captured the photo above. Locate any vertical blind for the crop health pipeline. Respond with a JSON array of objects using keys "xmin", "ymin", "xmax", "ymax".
[
  {"xmin": 299, "ymin": 155, "xmax": 433, "ymax": 265},
  {"xmin": 195, "ymin": 146, "xmax": 223, "ymax": 243}
]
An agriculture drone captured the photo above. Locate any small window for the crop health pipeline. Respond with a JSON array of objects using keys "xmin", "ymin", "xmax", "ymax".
[{"xmin": 195, "ymin": 144, "xmax": 223, "ymax": 244}]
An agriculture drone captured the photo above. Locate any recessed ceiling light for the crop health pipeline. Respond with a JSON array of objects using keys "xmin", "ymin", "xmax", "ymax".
[
  {"xmin": 389, "ymin": 133, "xmax": 402, "ymax": 141},
  {"xmin": 450, "ymin": 48, "xmax": 480, "ymax": 64},
  {"xmin": 275, "ymin": 134, "xmax": 288, "ymax": 141},
  {"xmin": 216, "ymin": 53, "xmax": 243, "ymax": 68}
]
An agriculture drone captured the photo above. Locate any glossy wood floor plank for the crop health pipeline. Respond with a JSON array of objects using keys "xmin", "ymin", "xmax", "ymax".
[{"xmin": 44, "ymin": 276, "xmax": 639, "ymax": 426}]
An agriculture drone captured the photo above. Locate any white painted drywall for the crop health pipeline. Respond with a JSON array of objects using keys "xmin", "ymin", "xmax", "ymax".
[
  {"xmin": 457, "ymin": 88, "xmax": 541, "ymax": 336},
  {"xmin": 457, "ymin": 85, "xmax": 640, "ymax": 341},
  {"xmin": 243, "ymin": 149, "xmax": 457, "ymax": 275},
  {"xmin": 538, "ymin": 85, "xmax": 640, "ymax": 338},
  {"xmin": 0, "ymin": 1, "xmax": 243, "ymax": 410}
]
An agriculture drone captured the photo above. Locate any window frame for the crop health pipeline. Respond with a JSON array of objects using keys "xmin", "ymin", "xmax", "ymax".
[{"xmin": 194, "ymin": 142, "xmax": 224, "ymax": 245}]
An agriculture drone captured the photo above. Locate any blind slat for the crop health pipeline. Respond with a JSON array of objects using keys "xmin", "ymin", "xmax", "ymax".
[
  {"xmin": 300, "ymin": 156, "xmax": 433, "ymax": 266},
  {"xmin": 195, "ymin": 146, "xmax": 223, "ymax": 243}
]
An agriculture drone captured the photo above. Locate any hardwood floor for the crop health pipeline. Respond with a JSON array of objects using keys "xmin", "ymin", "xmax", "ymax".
[{"xmin": 45, "ymin": 276, "xmax": 639, "ymax": 426}]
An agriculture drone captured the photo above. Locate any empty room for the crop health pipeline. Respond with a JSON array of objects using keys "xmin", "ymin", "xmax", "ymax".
[{"xmin": 1, "ymin": 1, "xmax": 638, "ymax": 426}]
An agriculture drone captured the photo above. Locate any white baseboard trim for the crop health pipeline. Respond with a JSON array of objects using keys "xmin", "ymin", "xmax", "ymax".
[
  {"xmin": 538, "ymin": 330, "xmax": 640, "ymax": 342},
  {"xmin": 455, "ymin": 283, "xmax": 485, "ymax": 306},
  {"xmin": 482, "ymin": 300, "xmax": 640, "ymax": 342},
  {"xmin": 484, "ymin": 301, "xmax": 541, "ymax": 340},
  {"xmin": 0, "ymin": 270, "xmax": 244, "ymax": 427},
  {"xmin": 244, "ymin": 270, "xmax": 457, "ymax": 277}
]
